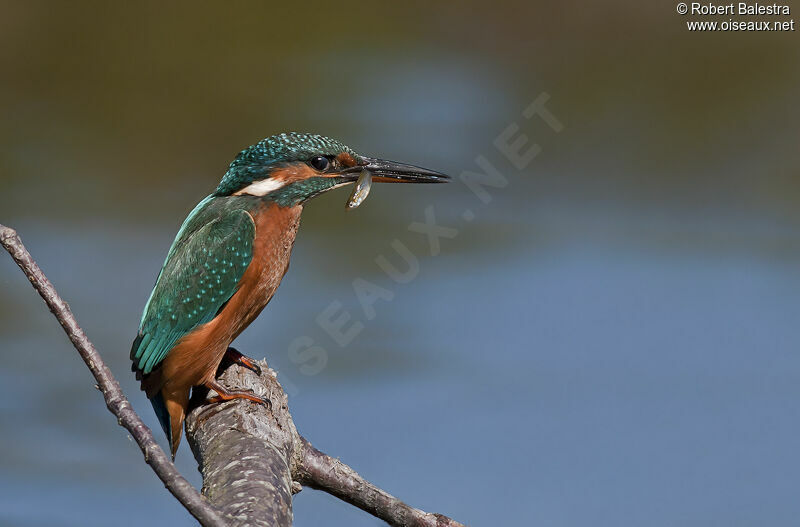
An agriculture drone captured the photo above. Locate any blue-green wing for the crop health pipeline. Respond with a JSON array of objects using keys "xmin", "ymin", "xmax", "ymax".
[{"xmin": 131, "ymin": 209, "xmax": 255, "ymax": 375}]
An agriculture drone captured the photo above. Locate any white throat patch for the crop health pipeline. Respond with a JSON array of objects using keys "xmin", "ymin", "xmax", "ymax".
[{"xmin": 234, "ymin": 178, "xmax": 287, "ymax": 196}]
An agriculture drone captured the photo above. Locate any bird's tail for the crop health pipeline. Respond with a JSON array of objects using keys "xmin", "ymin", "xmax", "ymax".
[
  {"xmin": 150, "ymin": 391, "xmax": 172, "ymax": 449},
  {"xmin": 151, "ymin": 389, "xmax": 188, "ymax": 459}
]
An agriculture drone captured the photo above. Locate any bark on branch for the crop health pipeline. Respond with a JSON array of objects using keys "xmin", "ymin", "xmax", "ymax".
[
  {"xmin": 187, "ymin": 362, "xmax": 466, "ymax": 527},
  {"xmin": 295, "ymin": 438, "xmax": 461, "ymax": 527},
  {"xmin": 2, "ymin": 223, "xmax": 466, "ymax": 527}
]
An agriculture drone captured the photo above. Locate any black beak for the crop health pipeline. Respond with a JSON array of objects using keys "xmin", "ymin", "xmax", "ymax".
[{"xmin": 346, "ymin": 157, "xmax": 450, "ymax": 184}]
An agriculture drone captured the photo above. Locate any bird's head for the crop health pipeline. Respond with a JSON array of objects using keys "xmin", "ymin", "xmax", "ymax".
[{"xmin": 214, "ymin": 132, "xmax": 449, "ymax": 206}]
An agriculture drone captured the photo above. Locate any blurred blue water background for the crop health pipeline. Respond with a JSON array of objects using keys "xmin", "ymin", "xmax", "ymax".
[{"xmin": 2, "ymin": 2, "xmax": 799, "ymax": 526}]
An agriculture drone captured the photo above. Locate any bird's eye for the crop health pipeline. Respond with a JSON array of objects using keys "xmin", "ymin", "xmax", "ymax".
[{"xmin": 309, "ymin": 156, "xmax": 330, "ymax": 172}]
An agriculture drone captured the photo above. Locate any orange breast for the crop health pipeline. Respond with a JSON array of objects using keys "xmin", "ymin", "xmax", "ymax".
[{"xmin": 156, "ymin": 202, "xmax": 304, "ymax": 395}]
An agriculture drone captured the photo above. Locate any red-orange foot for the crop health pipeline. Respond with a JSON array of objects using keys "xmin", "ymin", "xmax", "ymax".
[
  {"xmin": 204, "ymin": 378, "xmax": 271, "ymax": 408},
  {"xmin": 224, "ymin": 346, "xmax": 263, "ymax": 376}
]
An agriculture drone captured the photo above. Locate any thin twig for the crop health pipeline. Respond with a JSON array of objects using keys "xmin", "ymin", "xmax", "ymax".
[
  {"xmin": 295, "ymin": 437, "xmax": 466, "ymax": 527},
  {"xmin": 0, "ymin": 224, "xmax": 227, "ymax": 527}
]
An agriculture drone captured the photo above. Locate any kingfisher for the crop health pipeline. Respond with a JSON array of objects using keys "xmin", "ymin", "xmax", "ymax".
[{"xmin": 130, "ymin": 132, "xmax": 449, "ymax": 457}]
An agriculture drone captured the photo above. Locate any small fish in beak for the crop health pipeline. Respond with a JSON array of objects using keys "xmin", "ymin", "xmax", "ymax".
[{"xmin": 346, "ymin": 169, "xmax": 373, "ymax": 210}]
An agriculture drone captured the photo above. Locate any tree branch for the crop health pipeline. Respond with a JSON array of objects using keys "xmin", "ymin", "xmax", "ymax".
[
  {"xmin": 295, "ymin": 438, "xmax": 465, "ymax": 527},
  {"xmin": 186, "ymin": 362, "xmax": 466, "ymax": 527},
  {"xmin": 0, "ymin": 224, "xmax": 226, "ymax": 527},
  {"xmin": 186, "ymin": 360, "xmax": 298, "ymax": 527}
]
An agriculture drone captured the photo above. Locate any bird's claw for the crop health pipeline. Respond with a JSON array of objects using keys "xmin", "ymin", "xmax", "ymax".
[
  {"xmin": 207, "ymin": 392, "xmax": 271, "ymax": 408},
  {"xmin": 224, "ymin": 347, "xmax": 263, "ymax": 376},
  {"xmin": 239, "ymin": 358, "xmax": 262, "ymax": 376}
]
